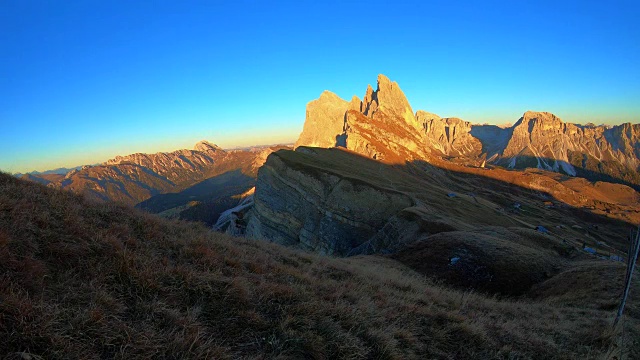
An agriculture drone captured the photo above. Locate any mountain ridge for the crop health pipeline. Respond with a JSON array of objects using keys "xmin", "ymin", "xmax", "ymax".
[
  {"xmin": 40, "ymin": 141, "xmax": 286, "ymax": 208},
  {"xmin": 295, "ymin": 74, "xmax": 640, "ymax": 189}
]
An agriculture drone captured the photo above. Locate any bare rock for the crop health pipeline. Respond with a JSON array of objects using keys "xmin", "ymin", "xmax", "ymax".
[
  {"xmin": 246, "ymin": 149, "xmax": 414, "ymax": 255},
  {"xmin": 418, "ymin": 111, "xmax": 483, "ymax": 158},
  {"xmin": 194, "ymin": 140, "xmax": 222, "ymax": 152},
  {"xmin": 294, "ymin": 75, "xmax": 640, "ymax": 188},
  {"xmin": 294, "ymin": 91, "xmax": 350, "ymax": 149},
  {"xmin": 368, "ymin": 74, "xmax": 421, "ymax": 132},
  {"xmin": 500, "ymin": 111, "xmax": 640, "ymax": 183}
]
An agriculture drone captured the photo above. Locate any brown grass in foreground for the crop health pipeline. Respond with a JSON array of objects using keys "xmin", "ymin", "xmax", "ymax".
[{"xmin": 0, "ymin": 172, "xmax": 638, "ymax": 359}]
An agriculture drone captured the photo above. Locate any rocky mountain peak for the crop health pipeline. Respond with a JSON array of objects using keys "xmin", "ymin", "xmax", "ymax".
[
  {"xmin": 518, "ymin": 111, "xmax": 564, "ymax": 129},
  {"xmin": 294, "ymin": 90, "xmax": 350, "ymax": 149},
  {"xmin": 318, "ymin": 90, "xmax": 342, "ymax": 101},
  {"xmin": 363, "ymin": 74, "xmax": 420, "ymax": 131},
  {"xmin": 294, "ymin": 75, "xmax": 640, "ymax": 188},
  {"xmin": 416, "ymin": 110, "xmax": 441, "ymax": 122},
  {"xmin": 362, "ymin": 84, "xmax": 378, "ymax": 115},
  {"xmin": 349, "ymin": 95, "xmax": 362, "ymax": 112},
  {"xmin": 194, "ymin": 140, "xmax": 222, "ymax": 152}
]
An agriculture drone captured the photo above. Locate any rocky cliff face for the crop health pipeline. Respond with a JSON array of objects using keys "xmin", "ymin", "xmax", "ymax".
[
  {"xmin": 245, "ymin": 149, "xmax": 414, "ymax": 255},
  {"xmin": 295, "ymin": 74, "xmax": 640, "ymax": 188},
  {"xmin": 295, "ymin": 75, "xmax": 486, "ymax": 162},
  {"xmin": 420, "ymin": 112, "xmax": 483, "ymax": 158},
  {"xmin": 496, "ymin": 112, "xmax": 640, "ymax": 186},
  {"xmin": 294, "ymin": 75, "xmax": 428, "ymax": 162},
  {"xmin": 294, "ymin": 91, "xmax": 359, "ymax": 149}
]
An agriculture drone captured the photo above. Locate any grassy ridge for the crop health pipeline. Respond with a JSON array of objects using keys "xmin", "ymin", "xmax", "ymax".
[{"xmin": 0, "ymin": 172, "xmax": 637, "ymax": 359}]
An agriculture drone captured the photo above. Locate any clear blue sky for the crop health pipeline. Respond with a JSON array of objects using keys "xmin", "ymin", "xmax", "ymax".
[{"xmin": 1, "ymin": 0, "xmax": 639, "ymax": 173}]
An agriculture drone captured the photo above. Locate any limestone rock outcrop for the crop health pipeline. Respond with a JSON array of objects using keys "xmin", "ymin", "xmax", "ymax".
[
  {"xmin": 294, "ymin": 91, "xmax": 354, "ymax": 149},
  {"xmin": 366, "ymin": 75, "xmax": 422, "ymax": 132},
  {"xmin": 295, "ymin": 74, "xmax": 434, "ymax": 162},
  {"xmin": 294, "ymin": 74, "xmax": 640, "ymax": 188},
  {"xmin": 498, "ymin": 112, "xmax": 640, "ymax": 185},
  {"xmin": 194, "ymin": 140, "xmax": 222, "ymax": 152},
  {"xmin": 421, "ymin": 114, "xmax": 483, "ymax": 158},
  {"xmin": 245, "ymin": 149, "xmax": 414, "ymax": 255}
]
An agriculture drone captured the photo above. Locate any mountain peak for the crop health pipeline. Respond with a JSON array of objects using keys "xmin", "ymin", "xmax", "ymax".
[
  {"xmin": 194, "ymin": 140, "xmax": 222, "ymax": 152},
  {"xmin": 368, "ymin": 74, "xmax": 419, "ymax": 130},
  {"xmin": 319, "ymin": 90, "xmax": 342, "ymax": 101},
  {"xmin": 377, "ymin": 73, "xmax": 392, "ymax": 88},
  {"xmin": 294, "ymin": 90, "xmax": 350, "ymax": 149},
  {"xmin": 513, "ymin": 111, "xmax": 565, "ymax": 133},
  {"xmin": 416, "ymin": 110, "xmax": 441, "ymax": 121},
  {"xmin": 521, "ymin": 111, "xmax": 563, "ymax": 123}
]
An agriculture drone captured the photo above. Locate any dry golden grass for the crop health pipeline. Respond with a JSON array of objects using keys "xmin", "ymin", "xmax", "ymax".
[{"xmin": 1, "ymin": 172, "xmax": 638, "ymax": 359}]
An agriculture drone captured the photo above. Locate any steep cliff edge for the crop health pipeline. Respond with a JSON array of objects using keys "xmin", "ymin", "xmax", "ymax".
[
  {"xmin": 246, "ymin": 148, "xmax": 414, "ymax": 255},
  {"xmin": 293, "ymin": 91, "xmax": 359, "ymax": 149},
  {"xmin": 420, "ymin": 113, "xmax": 483, "ymax": 158}
]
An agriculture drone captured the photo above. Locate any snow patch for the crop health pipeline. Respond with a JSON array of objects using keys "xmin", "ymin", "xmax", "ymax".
[
  {"xmin": 213, "ymin": 194, "xmax": 255, "ymax": 231},
  {"xmin": 559, "ymin": 160, "xmax": 576, "ymax": 176}
]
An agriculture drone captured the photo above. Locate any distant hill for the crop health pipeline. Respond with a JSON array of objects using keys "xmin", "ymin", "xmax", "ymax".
[
  {"xmin": 14, "ymin": 140, "xmax": 288, "ymax": 225},
  {"xmin": 13, "ymin": 165, "xmax": 84, "ymax": 178},
  {"xmin": 19, "ymin": 173, "xmax": 65, "ymax": 186}
]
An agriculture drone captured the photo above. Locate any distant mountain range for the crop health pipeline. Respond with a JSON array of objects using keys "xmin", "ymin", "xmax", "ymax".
[
  {"xmin": 14, "ymin": 166, "xmax": 84, "ymax": 178},
  {"xmin": 295, "ymin": 74, "xmax": 640, "ymax": 189},
  {"xmin": 20, "ymin": 140, "xmax": 289, "ymax": 225}
]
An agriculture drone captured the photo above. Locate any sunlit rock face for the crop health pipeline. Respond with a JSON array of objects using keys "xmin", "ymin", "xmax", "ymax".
[
  {"xmin": 104, "ymin": 140, "xmax": 222, "ymax": 183},
  {"xmin": 498, "ymin": 112, "xmax": 640, "ymax": 183},
  {"xmin": 295, "ymin": 74, "xmax": 483, "ymax": 162},
  {"xmin": 421, "ymin": 114, "xmax": 483, "ymax": 158},
  {"xmin": 294, "ymin": 91, "xmax": 359, "ymax": 149},
  {"xmin": 294, "ymin": 74, "xmax": 640, "ymax": 187},
  {"xmin": 296, "ymin": 74, "xmax": 431, "ymax": 162}
]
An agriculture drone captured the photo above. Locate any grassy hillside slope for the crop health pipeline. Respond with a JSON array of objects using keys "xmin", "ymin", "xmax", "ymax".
[{"xmin": 0, "ymin": 172, "xmax": 638, "ymax": 359}]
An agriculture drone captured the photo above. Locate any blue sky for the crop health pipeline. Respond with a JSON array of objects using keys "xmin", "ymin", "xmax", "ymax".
[{"xmin": 1, "ymin": 0, "xmax": 639, "ymax": 173}]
